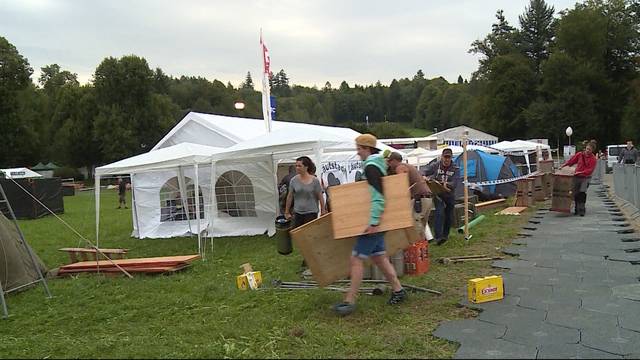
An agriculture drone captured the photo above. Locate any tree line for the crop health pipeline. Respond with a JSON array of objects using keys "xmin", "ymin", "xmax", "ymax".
[{"xmin": 0, "ymin": 0, "xmax": 638, "ymax": 172}]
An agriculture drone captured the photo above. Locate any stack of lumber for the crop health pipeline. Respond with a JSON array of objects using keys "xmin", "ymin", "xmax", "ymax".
[{"xmin": 58, "ymin": 255, "xmax": 200, "ymax": 276}]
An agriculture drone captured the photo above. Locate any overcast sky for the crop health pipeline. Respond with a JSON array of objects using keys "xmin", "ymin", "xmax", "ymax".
[{"xmin": 1, "ymin": 0, "xmax": 577, "ymax": 88}]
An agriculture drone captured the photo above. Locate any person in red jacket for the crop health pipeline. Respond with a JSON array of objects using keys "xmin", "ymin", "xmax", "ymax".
[{"xmin": 560, "ymin": 141, "xmax": 597, "ymax": 216}]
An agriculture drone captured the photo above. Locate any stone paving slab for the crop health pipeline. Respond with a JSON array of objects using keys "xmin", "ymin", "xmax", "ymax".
[
  {"xmin": 503, "ymin": 322, "xmax": 580, "ymax": 347},
  {"xmin": 581, "ymin": 326, "xmax": 640, "ymax": 356},
  {"xmin": 612, "ymin": 284, "xmax": 640, "ymax": 301},
  {"xmin": 454, "ymin": 338, "xmax": 538, "ymax": 359},
  {"xmin": 432, "ymin": 319, "xmax": 506, "ymax": 343},
  {"xmin": 477, "ymin": 305, "xmax": 546, "ymax": 327},
  {"xmin": 546, "ymin": 307, "xmax": 619, "ymax": 330},
  {"xmin": 537, "ymin": 344, "xmax": 623, "ymax": 359}
]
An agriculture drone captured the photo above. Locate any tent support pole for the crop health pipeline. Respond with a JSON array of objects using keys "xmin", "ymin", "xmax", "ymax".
[
  {"xmin": 194, "ymin": 163, "xmax": 202, "ymax": 258},
  {"xmin": 177, "ymin": 166, "xmax": 193, "ymax": 237},
  {"xmin": 0, "ymin": 273, "xmax": 8, "ymax": 318},
  {"xmin": 463, "ymin": 131, "xmax": 470, "ymax": 242},
  {"xmin": 210, "ymin": 161, "xmax": 217, "ymax": 254},
  {"xmin": 130, "ymin": 174, "xmax": 142, "ymax": 238}
]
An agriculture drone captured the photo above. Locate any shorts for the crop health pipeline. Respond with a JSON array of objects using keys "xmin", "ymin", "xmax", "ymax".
[{"xmin": 352, "ymin": 232, "xmax": 386, "ymax": 259}]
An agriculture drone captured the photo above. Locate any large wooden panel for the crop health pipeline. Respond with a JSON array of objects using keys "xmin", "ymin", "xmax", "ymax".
[
  {"xmin": 328, "ymin": 173, "xmax": 413, "ymax": 239},
  {"xmin": 290, "ymin": 213, "xmax": 419, "ymax": 287}
]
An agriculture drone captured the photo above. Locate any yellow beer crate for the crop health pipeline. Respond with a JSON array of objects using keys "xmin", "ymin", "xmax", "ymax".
[
  {"xmin": 236, "ymin": 271, "xmax": 262, "ymax": 290},
  {"xmin": 468, "ymin": 275, "xmax": 504, "ymax": 304}
]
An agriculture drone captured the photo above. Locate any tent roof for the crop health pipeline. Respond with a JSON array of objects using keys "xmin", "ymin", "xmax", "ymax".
[
  {"xmin": 152, "ymin": 112, "xmax": 364, "ymax": 150},
  {"xmin": 96, "ymin": 143, "xmax": 224, "ymax": 176},
  {"xmin": 31, "ymin": 162, "xmax": 47, "ymax": 170},
  {"xmin": 208, "ymin": 127, "xmax": 367, "ymax": 162},
  {"xmin": 0, "ymin": 168, "xmax": 43, "ymax": 179},
  {"xmin": 432, "ymin": 125, "xmax": 498, "ymax": 141},
  {"xmin": 493, "ymin": 140, "xmax": 551, "ymax": 153}
]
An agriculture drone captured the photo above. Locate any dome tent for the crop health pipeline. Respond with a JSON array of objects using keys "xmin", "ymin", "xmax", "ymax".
[{"xmin": 453, "ymin": 150, "xmax": 519, "ymax": 199}]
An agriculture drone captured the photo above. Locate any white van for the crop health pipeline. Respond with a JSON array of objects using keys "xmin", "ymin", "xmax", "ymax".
[{"xmin": 607, "ymin": 144, "xmax": 627, "ymax": 170}]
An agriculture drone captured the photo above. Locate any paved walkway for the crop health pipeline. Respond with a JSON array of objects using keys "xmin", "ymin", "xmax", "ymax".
[{"xmin": 434, "ymin": 184, "xmax": 640, "ymax": 358}]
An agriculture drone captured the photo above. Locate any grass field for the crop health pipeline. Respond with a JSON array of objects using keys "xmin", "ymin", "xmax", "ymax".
[
  {"xmin": 404, "ymin": 128, "xmax": 432, "ymax": 138},
  {"xmin": 1, "ymin": 191, "xmax": 531, "ymax": 358}
]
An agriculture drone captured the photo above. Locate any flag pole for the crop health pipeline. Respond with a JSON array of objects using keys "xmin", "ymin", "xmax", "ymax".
[
  {"xmin": 260, "ymin": 29, "xmax": 272, "ymax": 133},
  {"xmin": 463, "ymin": 130, "xmax": 470, "ymax": 242}
]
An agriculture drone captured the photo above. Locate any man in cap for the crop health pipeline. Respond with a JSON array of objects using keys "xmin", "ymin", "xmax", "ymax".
[
  {"xmin": 423, "ymin": 148, "xmax": 460, "ymax": 245},
  {"xmin": 386, "ymin": 151, "xmax": 432, "ymax": 239},
  {"xmin": 333, "ymin": 134, "xmax": 407, "ymax": 316}
]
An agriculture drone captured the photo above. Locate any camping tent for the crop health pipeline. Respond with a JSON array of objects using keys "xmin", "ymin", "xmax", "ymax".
[
  {"xmin": 0, "ymin": 178, "xmax": 64, "ymax": 219},
  {"xmin": 453, "ymin": 150, "xmax": 519, "ymax": 199},
  {"xmin": 492, "ymin": 140, "xmax": 551, "ymax": 174},
  {"xmin": 0, "ymin": 212, "xmax": 47, "ymax": 294},
  {"xmin": 406, "ymin": 145, "xmax": 498, "ymax": 168}
]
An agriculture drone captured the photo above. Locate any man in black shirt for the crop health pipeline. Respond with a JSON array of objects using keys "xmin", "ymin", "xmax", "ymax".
[{"xmin": 117, "ymin": 177, "xmax": 128, "ymax": 209}]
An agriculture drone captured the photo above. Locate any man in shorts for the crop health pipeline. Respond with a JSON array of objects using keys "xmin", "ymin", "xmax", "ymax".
[{"xmin": 333, "ymin": 134, "xmax": 407, "ymax": 316}]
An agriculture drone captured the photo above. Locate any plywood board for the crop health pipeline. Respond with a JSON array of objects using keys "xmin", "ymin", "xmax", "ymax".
[
  {"xmin": 328, "ymin": 173, "xmax": 413, "ymax": 239},
  {"xmin": 425, "ymin": 179, "xmax": 450, "ymax": 196},
  {"xmin": 59, "ymin": 255, "xmax": 200, "ymax": 270},
  {"xmin": 290, "ymin": 213, "xmax": 419, "ymax": 287},
  {"xmin": 496, "ymin": 207, "xmax": 528, "ymax": 215}
]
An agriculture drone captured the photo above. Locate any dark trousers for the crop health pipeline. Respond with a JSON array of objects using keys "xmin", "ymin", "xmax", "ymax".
[
  {"xmin": 293, "ymin": 212, "xmax": 318, "ymax": 228},
  {"xmin": 293, "ymin": 212, "xmax": 318, "ymax": 269},
  {"xmin": 434, "ymin": 195, "xmax": 455, "ymax": 240},
  {"xmin": 573, "ymin": 177, "xmax": 590, "ymax": 215}
]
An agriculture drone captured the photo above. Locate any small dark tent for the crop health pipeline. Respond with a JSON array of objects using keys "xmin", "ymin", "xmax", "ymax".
[
  {"xmin": 0, "ymin": 178, "xmax": 64, "ymax": 219},
  {"xmin": 0, "ymin": 213, "xmax": 48, "ymax": 293},
  {"xmin": 453, "ymin": 150, "xmax": 519, "ymax": 199}
]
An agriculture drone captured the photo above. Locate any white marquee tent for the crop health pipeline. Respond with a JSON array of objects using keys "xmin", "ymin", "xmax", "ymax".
[
  {"xmin": 0, "ymin": 168, "xmax": 43, "ymax": 179},
  {"xmin": 94, "ymin": 119, "xmax": 389, "ymax": 252}
]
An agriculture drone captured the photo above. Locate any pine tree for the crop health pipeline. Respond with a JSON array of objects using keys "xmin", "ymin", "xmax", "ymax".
[
  {"xmin": 242, "ymin": 71, "xmax": 254, "ymax": 90},
  {"xmin": 518, "ymin": 0, "xmax": 556, "ymax": 75}
]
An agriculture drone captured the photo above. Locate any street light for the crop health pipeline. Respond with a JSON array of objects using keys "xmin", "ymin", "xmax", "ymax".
[
  {"xmin": 234, "ymin": 101, "xmax": 246, "ymax": 110},
  {"xmin": 565, "ymin": 126, "xmax": 573, "ymax": 146}
]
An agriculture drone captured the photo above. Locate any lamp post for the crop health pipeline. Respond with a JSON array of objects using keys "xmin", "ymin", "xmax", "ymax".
[
  {"xmin": 234, "ymin": 101, "xmax": 246, "ymax": 111},
  {"xmin": 565, "ymin": 126, "xmax": 573, "ymax": 146}
]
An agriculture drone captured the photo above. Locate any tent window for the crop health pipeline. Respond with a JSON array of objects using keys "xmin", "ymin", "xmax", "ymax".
[
  {"xmin": 159, "ymin": 176, "xmax": 204, "ymax": 222},
  {"xmin": 215, "ymin": 171, "xmax": 257, "ymax": 217}
]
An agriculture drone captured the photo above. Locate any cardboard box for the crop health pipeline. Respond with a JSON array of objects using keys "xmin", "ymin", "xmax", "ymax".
[{"xmin": 468, "ymin": 275, "xmax": 504, "ymax": 304}]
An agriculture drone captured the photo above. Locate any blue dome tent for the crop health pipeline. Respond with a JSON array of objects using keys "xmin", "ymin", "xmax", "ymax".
[{"xmin": 453, "ymin": 150, "xmax": 519, "ymax": 199}]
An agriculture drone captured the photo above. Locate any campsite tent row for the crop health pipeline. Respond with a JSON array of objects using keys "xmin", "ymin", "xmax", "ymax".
[{"xmin": 95, "ymin": 113, "xmax": 395, "ymax": 250}]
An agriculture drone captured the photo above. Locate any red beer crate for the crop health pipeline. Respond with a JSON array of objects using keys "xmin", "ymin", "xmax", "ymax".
[{"xmin": 404, "ymin": 239, "xmax": 429, "ymax": 275}]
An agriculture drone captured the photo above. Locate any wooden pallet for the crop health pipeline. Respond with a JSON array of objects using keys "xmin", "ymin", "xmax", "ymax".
[{"xmin": 58, "ymin": 247, "xmax": 129, "ymax": 263}]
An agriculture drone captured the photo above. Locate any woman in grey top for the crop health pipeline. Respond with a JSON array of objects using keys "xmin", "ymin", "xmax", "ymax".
[{"xmin": 284, "ymin": 156, "xmax": 327, "ymax": 228}]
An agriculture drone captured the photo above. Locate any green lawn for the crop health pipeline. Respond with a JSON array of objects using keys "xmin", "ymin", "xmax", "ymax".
[
  {"xmin": 1, "ymin": 191, "xmax": 532, "ymax": 358},
  {"xmin": 404, "ymin": 128, "xmax": 432, "ymax": 138}
]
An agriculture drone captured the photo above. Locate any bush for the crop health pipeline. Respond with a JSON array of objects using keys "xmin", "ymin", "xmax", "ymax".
[{"xmin": 53, "ymin": 167, "xmax": 85, "ymax": 181}]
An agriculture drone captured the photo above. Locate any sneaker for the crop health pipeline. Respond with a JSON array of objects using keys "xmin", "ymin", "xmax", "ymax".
[
  {"xmin": 436, "ymin": 237, "xmax": 449, "ymax": 246},
  {"xmin": 387, "ymin": 288, "xmax": 408, "ymax": 305},
  {"xmin": 332, "ymin": 302, "xmax": 356, "ymax": 316}
]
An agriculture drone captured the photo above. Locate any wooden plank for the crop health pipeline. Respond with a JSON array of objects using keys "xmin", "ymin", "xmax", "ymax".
[
  {"xmin": 59, "ymin": 255, "xmax": 200, "ymax": 270},
  {"xmin": 496, "ymin": 207, "xmax": 528, "ymax": 215},
  {"xmin": 328, "ymin": 173, "xmax": 413, "ymax": 239},
  {"xmin": 58, "ymin": 248, "xmax": 129, "ymax": 254},
  {"xmin": 290, "ymin": 213, "xmax": 418, "ymax": 287},
  {"xmin": 58, "ymin": 264, "xmax": 191, "ymax": 275},
  {"xmin": 476, "ymin": 198, "xmax": 506, "ymax": 210}
]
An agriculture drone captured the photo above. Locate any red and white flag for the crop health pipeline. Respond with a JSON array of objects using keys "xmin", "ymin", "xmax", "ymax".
[{"xmin": 260, "ymin": 30, "xmax": 272, "ymax": 133}]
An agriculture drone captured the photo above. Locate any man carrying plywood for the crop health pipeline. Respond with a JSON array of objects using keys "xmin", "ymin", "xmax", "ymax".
[{"xmin": 333, "ymin": 134, "xmax": 407, "ymax": 316}]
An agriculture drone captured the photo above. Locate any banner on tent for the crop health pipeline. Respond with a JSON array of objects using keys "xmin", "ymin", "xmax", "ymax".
[{"xmin": 320, "ymin": 160, "xmax": 363, "ymax": 188}]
